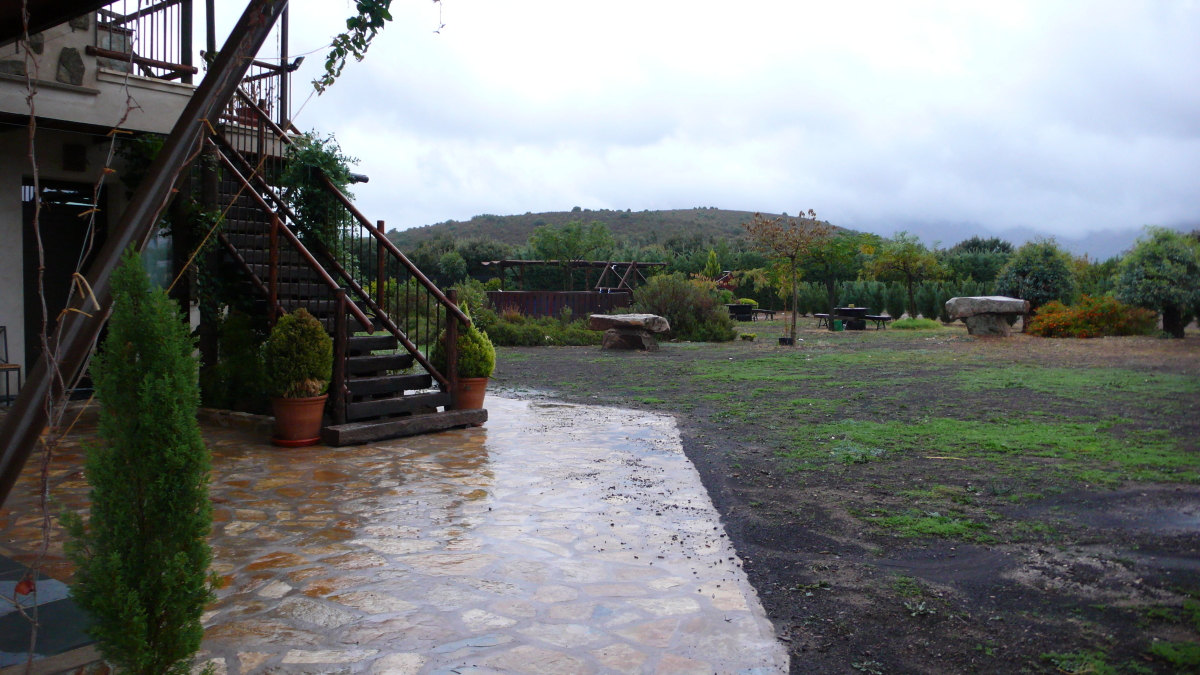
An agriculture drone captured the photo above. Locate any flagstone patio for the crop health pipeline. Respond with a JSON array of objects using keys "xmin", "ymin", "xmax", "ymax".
[{"xmin": 0, "ymin": 397, "xmax": 787, "ymax": 675}]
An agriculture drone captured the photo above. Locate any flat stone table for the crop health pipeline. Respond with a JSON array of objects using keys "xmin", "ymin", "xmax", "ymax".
[
  {"xmin": 589, "ymin": 314, "xmax": 671, "ymax": 351},
  {"xmin": 945, "ymin": 296, "xmax": 1030, "ymax": 337}
]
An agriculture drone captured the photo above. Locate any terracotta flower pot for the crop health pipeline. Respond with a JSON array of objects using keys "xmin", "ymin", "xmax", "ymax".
[
  {"xmin": 271, "ymin": 394, "xmax": 328, "ymax": 447},
  {"xmin": 454, "ymin": 377, "xmax": 489, "ymax": 411}
]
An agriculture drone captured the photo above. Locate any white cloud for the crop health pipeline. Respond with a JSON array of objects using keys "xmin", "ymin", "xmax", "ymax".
[{"xmin": 208, "ymin": 0, "xmax": 1200, "ymax": 254}]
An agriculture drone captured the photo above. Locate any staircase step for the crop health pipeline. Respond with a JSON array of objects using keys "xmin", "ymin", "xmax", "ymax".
[
  {"xmin": 347, "ymin": 373, "xmax": 432, "ymax": 396},
  {"xmin": 347, "ymin": 335, "xmax": 399, "ymax": 353},
  {"xmin": 280, "ymin": 298, "xmax": 365, "ymax": 314},
  {"xmin": 346, "ymin": 353, "xmax": 414, "ymax": 374},
  {"xmin": 224, "ymin": 233, "xmax": 271, "ymax": 248},
  {"xmin": 275, "ymin": 282, "xmax": 341, "ymax": 298},
  {"xmin": 245, "ymin": 264, "xmax": 325, "ymax": 280},
  {"xmin": 239, "ymin": 250, "xmax": 309, "ymax": 265},
  {"xmin": 345, "ymin": 391, "xmax": 453, "ymax": 421},
  {"xmin": 323, "ymin": 408, "xmax": 487, "ymax": 446},
  {"xmin": 319, "ymin": 315, "xmax": 381, "ymax": 333}
]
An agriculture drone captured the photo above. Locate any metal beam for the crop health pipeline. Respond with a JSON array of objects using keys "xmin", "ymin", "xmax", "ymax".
[{"xmin": 0, "ymin": 0, "xmax": 290, "ymax": 509}]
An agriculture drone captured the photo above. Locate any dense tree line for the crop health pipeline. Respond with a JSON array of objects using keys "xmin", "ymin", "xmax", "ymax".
[{"xmin": 400, "ymin": 219, "xmax": 1200, "ymax": 337}]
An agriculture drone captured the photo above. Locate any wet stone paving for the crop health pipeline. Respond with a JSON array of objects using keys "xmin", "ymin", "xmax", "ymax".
[{"xmin": 0, "ymin": 397, "xmax": 786, "ymax": 675}]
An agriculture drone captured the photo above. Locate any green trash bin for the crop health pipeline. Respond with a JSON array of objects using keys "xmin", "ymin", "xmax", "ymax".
[{"xmin": 832, "ymin": 319, "xmax": 844, "ymax": 331}]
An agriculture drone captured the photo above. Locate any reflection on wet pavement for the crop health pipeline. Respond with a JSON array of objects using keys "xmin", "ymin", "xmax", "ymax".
[{"xmin": 0, "ymin": 398, "xmax": 786, "ymax": 674}]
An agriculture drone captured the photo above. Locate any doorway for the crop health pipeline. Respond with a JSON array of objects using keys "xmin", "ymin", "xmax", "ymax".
[{"xmin": 21, "ymin": 179, "xmax": 109, "ymax": 385}]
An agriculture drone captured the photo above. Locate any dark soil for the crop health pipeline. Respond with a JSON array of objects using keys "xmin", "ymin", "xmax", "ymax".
[{"xmin": 492, "ymin": 319, "xmax": 1200, "ymax": 675}]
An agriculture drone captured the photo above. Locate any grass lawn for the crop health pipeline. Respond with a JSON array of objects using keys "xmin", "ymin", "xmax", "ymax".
[{"xmin": 493, "ymin": 316, "xmax": 1200, "ymax": 675}]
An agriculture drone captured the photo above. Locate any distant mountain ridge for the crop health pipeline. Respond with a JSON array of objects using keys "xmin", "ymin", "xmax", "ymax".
[{"xmin": 387, "ymin": 208, "xmax": 787, "ymax": 248}]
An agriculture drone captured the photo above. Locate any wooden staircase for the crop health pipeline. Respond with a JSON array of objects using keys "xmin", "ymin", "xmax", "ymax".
[{"xmin": 208, "ymin": 93, "xmax": 486, "ymax": 445}]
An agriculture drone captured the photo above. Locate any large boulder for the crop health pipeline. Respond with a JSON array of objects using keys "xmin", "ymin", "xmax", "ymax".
[
  {"xmin": 945, "ymin": 296, "xmax": 1029, "ymax": 337},
  {"xmin": 945, "ymin": 296, "xmax": 1029, "ymax": 320},
  {"xmin": 589, "ymin": 314, "xmax": 671, "ymax": 333}
]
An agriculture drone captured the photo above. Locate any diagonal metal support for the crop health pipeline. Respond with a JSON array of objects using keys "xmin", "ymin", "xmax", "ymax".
[{"xmin": 0, "ymin": 0, "xmax": 290, "ymax": 509}]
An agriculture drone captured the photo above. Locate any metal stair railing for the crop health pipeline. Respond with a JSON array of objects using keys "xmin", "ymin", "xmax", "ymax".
[{"xmin": 209, "ymin": 91, "xmax": 469, "ymax": 410}]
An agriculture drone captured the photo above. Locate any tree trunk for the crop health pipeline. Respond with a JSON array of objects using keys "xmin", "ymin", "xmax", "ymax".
[
  {"xmin": 790, "ymin": 261, "xmax": 798, "ymax": 344},
  {"xmin": 1163, "ymin": 304, "xmax": 1185, "ymax": 338},
  {"xmin": 906, "ymin": 278, "xmax": 916, "ymax": 320},
  {"xmin": 825, "ymin": 278, "xmax": 837, "ymax": 324}
]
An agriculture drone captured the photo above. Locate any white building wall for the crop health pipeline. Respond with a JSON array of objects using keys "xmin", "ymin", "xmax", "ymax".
[{"xmin": 0, "ymin": 17, "xmax": 195, "ymax": 134}]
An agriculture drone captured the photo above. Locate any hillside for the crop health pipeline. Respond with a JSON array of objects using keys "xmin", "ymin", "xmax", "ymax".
[{"xmin": 387, "ymin": 208, "xmax": 784, "ymax": 248}]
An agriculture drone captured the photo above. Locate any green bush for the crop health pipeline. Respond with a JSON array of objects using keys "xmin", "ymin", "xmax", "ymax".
[
  {"xmin": 64, "ymin": 250, "xmax": 215, "ymax": 675},
  {"xmin": 995, "ymin": 239, "xmax": 1077, "ymax": 311},
  {"xmin": 432, "ymin": 305, "xmax": 497, "ymax": 378},
  {"xmin": 1114, "ymin": 227, "xmax": 1200, "ymax": 338},
  {"xmin": 633, "ymin": 273, "xmax": 736, "ymax": 342},
  {"xmin": 486, "ymin": 316, "xmax": 604, "ymax": 347},
  {"xmin": 264, "ymin": 308, "xmax": 333, "ymax": 398},
  {"xmin": 737, "ymin": 298, "xmax": 759, "ymax": 307},
  {"xmin": 1026, "ymin": 296, "xmax": 1157, "ymax": 338},
  {"xmin": 199, "ymin": 311, "xmax": 268, "ymax": 414},
  {"xmin": 892, "ymin": 318, "xmax": 941, "ymax": 330}
]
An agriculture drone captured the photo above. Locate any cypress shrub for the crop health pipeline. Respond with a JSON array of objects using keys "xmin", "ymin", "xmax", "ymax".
[
  {"xmin": 885, "ymin": 283, "xmax": 907, "ymax": 318},
  {"xmin": 937, "ymin": 287, "xmax": 954, "ymax": 323},
  {"xmin": 63, "ymin": 249, "xmax": 215, "ymax": 675},
  {"xmin": 867, "ymin": 282, "xmax": 887, "ymax": 316}
]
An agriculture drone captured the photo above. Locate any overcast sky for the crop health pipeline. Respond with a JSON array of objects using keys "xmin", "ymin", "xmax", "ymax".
[{"xmin": 209, "ymin": 0, "xmax": 1200, "ymax": 257}]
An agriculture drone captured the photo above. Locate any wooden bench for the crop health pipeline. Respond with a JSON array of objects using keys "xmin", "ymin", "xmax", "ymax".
[
  {"xmin": 752, "ymin": 309, "xmax": 776, "ymax": 321},
  {"xmin": 866, "ymin": 315, "xmax": 893, "ymax": 329},
  {"xmin": 814, "ymin": 313, "xmax": 830, "ymax": 328}
]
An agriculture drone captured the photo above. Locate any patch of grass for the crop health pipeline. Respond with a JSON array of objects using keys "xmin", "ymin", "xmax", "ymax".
[
  {"xmin": 891, "ymin": 318, "xmax": 942, "ymax": 330},
  {"xmin": 1144, "ymin": 600, "xmax": 1200, "ymax": 631},
  {"xmin": 831, "ymin": 442, "xmax": 888, "ymax": 464},
  {"xmin": 955, "ymin": 365, "xmax": 1200, "ymax": 401},
  {"xmin": 891, "ymin": 575, "xmax": 922, "ymax": 598},
  {"xmin": 861, "ymin": 510, "xmax": 992, "ymax": 541},
  {"xmin": 636, "ymin": 397, "xmax": 666, "ymax": 405},
  {"xmin": 785, "ymin": 418, "xmax": 1196, "ymax": 483},
  {"xmin": 1040, "ymin": 650, "xmax": 1118, "ymax": 675},
  {"xmin": 1149, "ymin": 641, "xmax": 1200, "ymax": 669}
]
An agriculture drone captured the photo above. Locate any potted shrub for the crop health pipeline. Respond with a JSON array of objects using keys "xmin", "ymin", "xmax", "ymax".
[
  {"xmin": 433, "ymin": 304, "xmax": 497, "ymax": 410},
  {"xmin": 264, "ymin": 308, "xmax": 332, "ymax": 447}
]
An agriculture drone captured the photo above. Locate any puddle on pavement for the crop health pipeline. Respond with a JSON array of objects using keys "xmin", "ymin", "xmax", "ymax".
[{"xmin": 0, "ymin": 397, "xmax": 787, "ymax": 675}]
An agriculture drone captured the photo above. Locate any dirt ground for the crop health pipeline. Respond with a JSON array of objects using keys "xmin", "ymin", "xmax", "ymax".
[{"xmin": 491, "ymin": 318, "xmax": 1200, "ymax": 675}]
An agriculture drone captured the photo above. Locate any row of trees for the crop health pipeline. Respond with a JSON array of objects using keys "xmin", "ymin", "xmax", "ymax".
[
  {"xmin": 401, "ymin": 216, "xmax": 1200, "ymax": 339},
  {"xmin": 741, "ymin": 214, "xmax": 1200, "ymax": 339}
]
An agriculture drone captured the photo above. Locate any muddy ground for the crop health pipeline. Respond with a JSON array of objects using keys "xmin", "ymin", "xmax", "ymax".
[{"xmin": 491, "ymin": 319, "xmax": 1200, "ymax": 675}]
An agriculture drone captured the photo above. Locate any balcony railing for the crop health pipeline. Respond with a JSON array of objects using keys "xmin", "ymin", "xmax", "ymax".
[{"xmin": 91, "ymin": 0, "xmax": 195, "ymax": 83}]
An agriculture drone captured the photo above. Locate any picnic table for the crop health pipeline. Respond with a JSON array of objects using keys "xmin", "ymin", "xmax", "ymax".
[
  {"xmin": 752, "ymin": 308, "xmax": 776, "ymax": 321},
  {"xmin": 726, "ymin": 303, "xmax": 755, "ymax": 321},
  {"xmin": 835, "ymin": 307, "xmax": 869, "ymax": 331}
]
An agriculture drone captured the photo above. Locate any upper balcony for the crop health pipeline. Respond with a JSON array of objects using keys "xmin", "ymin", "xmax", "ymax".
[{"xmin": 0, "ymin": 0, "xmax": 198, "ymax": 135}]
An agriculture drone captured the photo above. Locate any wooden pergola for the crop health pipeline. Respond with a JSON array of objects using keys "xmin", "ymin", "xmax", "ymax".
[{"xmin": 481, "ymin": 260, "xmax": 667, "ymax": 291}]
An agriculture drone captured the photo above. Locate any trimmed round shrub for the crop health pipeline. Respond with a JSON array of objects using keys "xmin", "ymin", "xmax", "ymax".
[
  {"xmin": 432, "ymin": 307, "xmax": 497, "ymax": 379},
  {"xmin": 1027, "ymin": 296, "xmax": 1156, "ymax": 338},
  {"xmin": 264, "ymin": 308, "xmax": 332, "ymax": 398}
]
